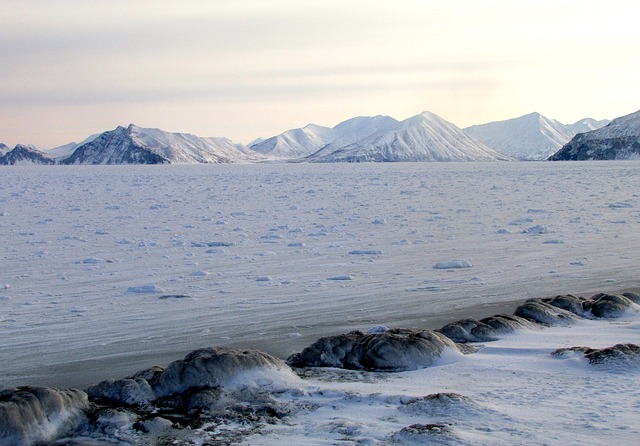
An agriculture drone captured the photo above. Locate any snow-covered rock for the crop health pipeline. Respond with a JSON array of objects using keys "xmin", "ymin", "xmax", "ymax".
[
  {"xmin": 0, "ymin": 144, "xmax": 55, "ymax": 165},
  {"xmin": 287, "ymin": 328, "xmax": 465, "ymax": 371},
  {"xmin": 0, "ymin": 386, "xmax": 90, "ymax": 446},
  {"xmin": 549, "ymin": 110, "xmax": 640, "ymax": 160},
  {"xmin": 60, "ymin": 124, "xmax": 260, "ymax": 165},
  {"xmin": 309, "ymin": 111, "xmax": 511, "ymax": 162},
  {"xmin": 464, "ymin": 112, "xmax": 609, "ymax": 160},
  {"xmin": 87, "ymin": 347, "xmax": 300, "ymax": 407}
]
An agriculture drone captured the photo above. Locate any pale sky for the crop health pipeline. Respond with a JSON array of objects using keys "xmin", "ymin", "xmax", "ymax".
[{"xmin": 1, "ymin": 0, "xmax": 639, "ymax": 148}]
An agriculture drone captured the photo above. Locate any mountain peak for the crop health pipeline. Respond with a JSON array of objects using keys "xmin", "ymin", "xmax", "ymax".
[
  {"xmin": 464, "ymin": 112, "xmax": 607, "ymax": 160},
  {"xmin": 308, "ymin": 110, "xmax": 509, "ymax": 163},
  {"xmin": 59, "ymin": 125, "xmax": 257, "ymax": 165},
  {"xmin": 0, "ymin": 143, "xmax": 55, "ymax": 165}
]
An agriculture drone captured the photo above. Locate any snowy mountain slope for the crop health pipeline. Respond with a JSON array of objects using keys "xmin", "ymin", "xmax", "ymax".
[
  {"xmin": 60, "ymin": 124, "xmax": 261, "ymax": 165},
  {"xmin": 249, "ymin": 115, "xmax": 400, "ymax": 159},
  {"xmin": 308, "ymin": 115, "xmax": 400, "ymax": 159},
  {"xmin": 0, "ymin": 144, "xmax": 55, "ymax": 165},
  {"xmin": 47, "ymin": 134, "xmax": 100, "ymax": 160},
  {"xmin": 549, "ymin": 110, "xmax": 640, "ymax": 160},
  {"xmin": 569, "ymin": 117, "xmax": 610, "ymax": 134},
  {"xmin": 249, "ymin": 124, "xmax": 336, "ymax": 158},
  {"xmin": 0, "ymin": 142, "xmax": 9, "ymax": 156},
  {"xmin": 308, "ymin": 111, "xmax": 511, "ymax": 162},
  {"xmin": 463, "ymin": 112, "xmax": 602, "ymax": 160}
]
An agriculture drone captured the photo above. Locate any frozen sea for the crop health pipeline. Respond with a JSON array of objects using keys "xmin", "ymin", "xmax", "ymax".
[
  {"xmin": 1, "ymin": 161, "xmax": 639, "ymax": 389},
  {"xmin": 2, "ymin": 161, "xmax": 640, "ymax": 445}
]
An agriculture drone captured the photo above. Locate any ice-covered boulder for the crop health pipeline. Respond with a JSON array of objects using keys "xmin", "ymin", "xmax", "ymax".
[
  {"xmin": 478, "ymin": 314, "xmax": 535, "ymax": 333},
  {"xmin": 621, "ymin": 292, "xmax": 640, "ymax": 304},
  {"xmin": 586, "ymin": 293, "xmax": 638, "ymax": 318},
  {"xmin": 437, "ymin": 318, "xmax": 497, "ymax": 343},
  {"xmin": 287, "ymin": 328, "xmax": 464, "ymax": 371},
  {"xmin": 0, "ymin": 386, "xmax": 91, "ymax": 446},
  {"xmin": 87, "ymin": 347, "xmax": 299, "ymax": 410},
  {"xmin": 552, "ymin": 343, "xmax": 640, "ymax": 366},
  {"xmin": 542, "ymin": 294, "xmax": 590, "ymax": 317},
  {"xmin": 513, "ymin": 299, "xmax": 579, "ymax": 325},
  {"xmin": 152, "ymin": 347, "xmax": 298, "ymax": 398},
  {"xmin": 86, "ymin": 377, "xmax": 155, "ymax": 406}
]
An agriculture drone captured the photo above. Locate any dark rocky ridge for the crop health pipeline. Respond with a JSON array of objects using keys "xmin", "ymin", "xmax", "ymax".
[
  {"xmin": 549, "ymin": 110, "xmax": 640, "ymax": 160},
  {"xmin": 0, "ymin": 144, "xmax": 55, "ymax": 165}
]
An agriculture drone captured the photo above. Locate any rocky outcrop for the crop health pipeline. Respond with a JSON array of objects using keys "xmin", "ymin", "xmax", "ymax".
[
  {"xmin": 552, "ymin": 343, "xmax": 640, "ymax": 365},
  {"xmin": 0, "ymin": 386, "xmax": 90, "ymax": 446},
  {"xmin": 287, "ymin": 328, "xmax": 465, "ymax": 371},
  {"xmin": 549, "ymin": 110, "xmax": 640, "ymax": 160},
  {"xmin": 87, "ymin": 347, "xmax": 298, "ymax": 408}
]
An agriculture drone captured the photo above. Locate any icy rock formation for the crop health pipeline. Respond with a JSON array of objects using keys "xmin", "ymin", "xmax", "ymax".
[
  {"xmin": 586, "ymin": 293, "xmax": 638, "ymax": 318},
  {"xmin": 514, "ymin": 299, "xmax": 580, "ymax": 325},
  {"xmin": 553, "ymin": 344, "xmax": 640, "ymax": 365},
  {"xmin": 287, "ymin": 328, "xmax": 464, "ymax": 371},
  {"xmin": 86, "ymin": 377, "xmax": 155, "ymax": 406},
  {"xmin": 437, "ymin": 318, "xmax": 498, "ymax": 343},
  {"xmin": 542, "ymin": 294, "xmax": 591, "ymax": 317},
  {"xmin": 0, "ymin": 386, "xmax": 91, "ymax": 446},
  {"xmin": 87, "ymin": 347, "xmax": 299, "ymax": 408},
  {"xmin": 477, "ymin": 314, "xmax": 535, "ymax": 333}
]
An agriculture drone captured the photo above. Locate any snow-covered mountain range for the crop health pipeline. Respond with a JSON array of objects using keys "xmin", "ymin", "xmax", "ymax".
[
  {"xmin": 307, "ymin": 111, "xmax": 510, "ymax": 162},
  {"xmin": 0, "ymin": 144, "xmax": 55, "ymax": 165},
  {"xmin": 464, "ymin": 112, "xmax": 609, "ymax": 160},
  {"xmin": 549, "ymin": 110, "xmax": 640, "ymax": 160},
  {"xmin": 60, "ymin": 124, "xmax": 263, "ymax": 165},
  {"xmin": 2, "ymin": 109, "xmax": 633, "ymax": 165}
]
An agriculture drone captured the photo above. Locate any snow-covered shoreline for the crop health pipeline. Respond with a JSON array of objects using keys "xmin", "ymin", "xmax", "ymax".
[{"xmin": 2, "ymin": 291, "xmax": 638, "ymax": 446}]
